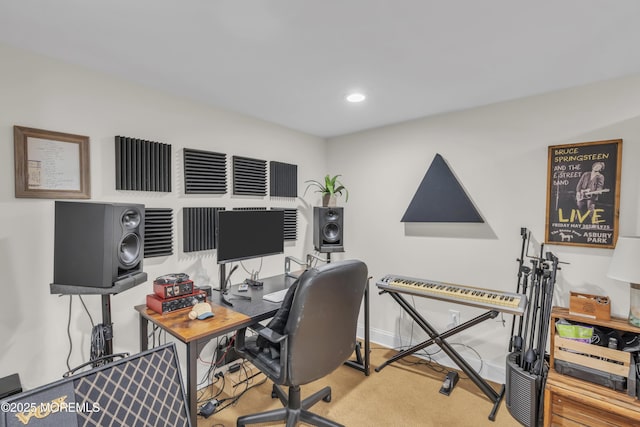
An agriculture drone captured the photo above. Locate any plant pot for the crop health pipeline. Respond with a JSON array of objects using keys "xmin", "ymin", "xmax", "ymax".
[{"xmin": 322, "ymin": 194, "xmax": 337, "ymax": 207}]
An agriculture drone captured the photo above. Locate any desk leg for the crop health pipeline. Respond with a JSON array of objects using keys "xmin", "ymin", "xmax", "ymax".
[
  {"xmin": 187, "ymin": 341, "xmax": 198, "ymax": 427},
  {"xmin": 139, "ymin": 314, "xmax": 148, "ymax": 352},
  {"xmin": 364, "ymin": 280, "xmax": 370, "ymax": 376},
  {"xmin": 345, "ymin": 278, "xmax": 370, "ymax": 375}
]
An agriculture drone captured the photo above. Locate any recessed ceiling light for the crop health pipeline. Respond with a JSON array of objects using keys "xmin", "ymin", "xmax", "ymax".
[{"xmin": 346, "ymin": 93, "xmax": 366, "ymax": 103}]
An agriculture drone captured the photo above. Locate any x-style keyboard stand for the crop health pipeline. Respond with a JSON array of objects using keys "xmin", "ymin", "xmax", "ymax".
[{"xmin": 376, "ymin": 290, "xmax": 505, "ymax": 421}]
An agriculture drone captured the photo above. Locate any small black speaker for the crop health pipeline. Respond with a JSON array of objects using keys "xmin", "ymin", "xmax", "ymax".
[
  {"xmin": 313, "ymin": 207, "xmax": 344, "ymax": 253},
  {"xmin": 54, "ymin": 201, "xmax": 145, "ymax": 288}
]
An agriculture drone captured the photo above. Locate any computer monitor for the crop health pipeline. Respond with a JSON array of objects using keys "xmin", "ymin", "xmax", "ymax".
[{"xmin": 215, "ymin": 209, "xmax": 285, "ymax": 264}]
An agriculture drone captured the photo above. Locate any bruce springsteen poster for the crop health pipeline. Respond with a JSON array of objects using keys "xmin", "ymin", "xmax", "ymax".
[{"xmin": 545, "ymin": 139, "xmax": 622, "ymax": 248}]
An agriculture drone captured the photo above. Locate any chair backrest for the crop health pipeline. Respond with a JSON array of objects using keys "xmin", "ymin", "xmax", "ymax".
[{"xmin": 284, "ymin": 259, "xmax": 368, "ymax": 385}]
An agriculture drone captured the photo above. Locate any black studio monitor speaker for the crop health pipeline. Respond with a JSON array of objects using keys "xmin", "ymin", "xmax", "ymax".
[
  {"xmin": 53, "ymin": 201, "xmax": 145, "ymax": 288},
  {"xmin": 313, "ymin": 207, "xmax": 344, "ymax": 253}
]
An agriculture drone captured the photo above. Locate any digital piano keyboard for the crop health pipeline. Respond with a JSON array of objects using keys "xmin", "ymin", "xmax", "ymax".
[{"xmin": 376, "ymin": 274, "xmax": 527, "ymax": 316}]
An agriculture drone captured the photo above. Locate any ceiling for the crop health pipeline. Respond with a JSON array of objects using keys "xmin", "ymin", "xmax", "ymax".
[{"xmin": 1, "ymin": 1, "xmax": 640, "ymax": 138}]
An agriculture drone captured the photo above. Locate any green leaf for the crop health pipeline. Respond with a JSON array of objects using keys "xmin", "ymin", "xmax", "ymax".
[{"xmin": 303, "ymin": 174, "xmax": 348, "ymax": 201}]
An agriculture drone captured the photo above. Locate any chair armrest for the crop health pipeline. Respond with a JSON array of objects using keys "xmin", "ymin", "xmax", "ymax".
[
  {"xmin": 235, "ymin": 323, "xmax": 290, "ymax": 385},
  {"xmin": 250, "ymin": 323, "xmax": 288, "ymax": 344},
  {"xmin": 235, "ymin": 323, "xmax": 288, "ymax": 352}
]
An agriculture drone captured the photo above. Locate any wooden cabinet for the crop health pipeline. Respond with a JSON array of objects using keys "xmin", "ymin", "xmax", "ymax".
[
  {"xmin": 545, "ymin": 370, "xmax": 640, "ymax": 426},
  {"xmin": 544, "ymin": 307, "xmax": 640, "ymax": 426}
]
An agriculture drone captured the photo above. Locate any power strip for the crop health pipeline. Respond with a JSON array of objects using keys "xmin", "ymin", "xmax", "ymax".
[{"xmin": 199, "ymin": 400, "xmax": 218, "ymax": 418}]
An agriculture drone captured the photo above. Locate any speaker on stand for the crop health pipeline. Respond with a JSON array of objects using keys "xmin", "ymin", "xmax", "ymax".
[
  {"xmin": 313, "ymin": 207, "xmax": 344, "ymax": 262},
  {"xmin": 50, "ymin": 201, "xmax": 148, "ymax": 360}
]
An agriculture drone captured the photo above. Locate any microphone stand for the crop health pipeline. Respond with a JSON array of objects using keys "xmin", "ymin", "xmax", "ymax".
[{"xmin": 509, "ymin": 227, "xmax": 529, "ymax": 352}]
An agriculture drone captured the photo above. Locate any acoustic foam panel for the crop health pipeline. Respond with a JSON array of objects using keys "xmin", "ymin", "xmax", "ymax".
[
  {"xmin": 401, "ymin": 154, "xmax": 483, "ymax": 223},
  {"xmin": 270, "ymin": 161, "xmax": 298, "ymax": 197},
  {"xmin": 115, "ymin": 136, "xmax": 171, "ymax": 192},
  {"xmin": 144, "ymin": 208, "xmax": 173, "ymax": 258},
  {"xmin": 282, "ymin": 208, "xmax": 298, "ymax": 241},
  {"xmin": 183, "ymin": 207, "xmax": 225, "ymax": 253},
  {"xmin": 183, "ymin": 148, "xmax": 227, "ymax": 194},
  {"xmin": 233, "ymin": 156, "xmax": 266, "ymax": 196}
]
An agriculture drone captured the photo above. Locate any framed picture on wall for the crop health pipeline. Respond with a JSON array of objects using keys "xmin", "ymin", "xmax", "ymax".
[
  {"xmin": 14, "ymin": 125, "xmax": 91, "ymax": 199},
  {"xmin": 545, "ymin": 139, "xmax": 622, "ymax": 248}
]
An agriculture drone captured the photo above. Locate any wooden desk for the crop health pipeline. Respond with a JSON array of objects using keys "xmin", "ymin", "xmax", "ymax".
[{"xmin": 136, "ymin": 274, "xmax": 297, "ymax": 426}]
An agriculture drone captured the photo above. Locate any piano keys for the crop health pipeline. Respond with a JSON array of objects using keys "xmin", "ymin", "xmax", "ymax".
[{"xmin": 376, "ymin": 274, "xmax": 527, "ymax": 316}]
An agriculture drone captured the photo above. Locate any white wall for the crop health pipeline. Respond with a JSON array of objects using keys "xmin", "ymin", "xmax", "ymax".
[
  {"xmin": 3, "ymin": 41, "xmax": 640, "ymax": 391},
  {"xmin": 328, "ymin": 74, "xmax": 640, "ymax": 382},
  {"xmin": 0, "ymin": 43, "xmax": 327, "ymax": 389}
]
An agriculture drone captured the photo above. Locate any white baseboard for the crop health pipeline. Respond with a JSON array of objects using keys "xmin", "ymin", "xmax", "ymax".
[{"xmin": 356, "ymin": 325, "xmax": 506, "ymax": 384}]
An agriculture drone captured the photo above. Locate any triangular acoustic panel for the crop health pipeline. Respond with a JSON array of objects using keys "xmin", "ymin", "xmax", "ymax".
[{"xmin": 401, "ymin": 154, "xmax": 483, "ymax": 223}]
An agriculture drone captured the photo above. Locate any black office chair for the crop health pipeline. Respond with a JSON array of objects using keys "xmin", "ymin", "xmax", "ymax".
[{"xmin": 234, "ymin": 259, "xmax": 368, "ymax": 427}]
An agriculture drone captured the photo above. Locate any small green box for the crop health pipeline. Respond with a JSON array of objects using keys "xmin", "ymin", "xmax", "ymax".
[{"xmin": 555, "ymin": 323, "xmax": 593, "ymax": 342}]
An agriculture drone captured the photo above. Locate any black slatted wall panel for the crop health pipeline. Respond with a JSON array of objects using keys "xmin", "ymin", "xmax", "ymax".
[
  {"xmin": 233, "ymin": 156, "xmax": 266, "ymax": 196},
  {"xmin": 115, "ymin": 136, "xmax": 171, "ymax": 192},
  {"xmin": 144, "ymin": 208, "xmax": 173, "ymax": 258},
  {"xmin": 183, "ymin": 207, "xmax": 224, "ymax": 253},
  {"xmin": 232, "ymin": 207, "xmax": 267, "ymax": 210},
  {"xmin": 183, "ymin": 148, "xmax": 227, "ymax": 194},
  {"xmin": 270, "ymin": 161, "xmax": 298, "ymax": 197},
  {"xmin": 281, "ymin": 208, "xmax": 298, "ymax": 241}
]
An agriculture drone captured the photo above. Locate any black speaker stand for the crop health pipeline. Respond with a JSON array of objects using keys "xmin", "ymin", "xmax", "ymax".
[
  {"xmin": 101, "ymin": 294, "xmax": 114, "ymax": 356},
  {"xmin": 50, "ymin": 272, "xmax": 148, "ymax": 360}
]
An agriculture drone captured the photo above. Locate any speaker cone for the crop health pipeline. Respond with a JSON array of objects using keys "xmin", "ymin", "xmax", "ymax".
[
  {"xmin": 122, "ymin": 209, "xmax": 141, "ymax": 229},
  {"xmin": 119, "ymin": 233, "xmax": 141, "ymax": 266},
  {"xmin": 323, "ymin": 223, "xmax": 340, "ymax": 243}
]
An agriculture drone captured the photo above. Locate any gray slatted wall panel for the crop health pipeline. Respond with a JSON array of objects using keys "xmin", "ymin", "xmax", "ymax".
[
  {"xmin": 144, "ymin": 208, "xmax": 173, "ymax": 258},
  {"xmin": 270, "ymin": 161, "xmax": 298, "ymax": 197},
  {"xmin": 183, "ymin": 148, "xmax": 227, "ymax": 194},
  {"xmin": 232, "ymin": 207, "xmax": 267, "ymax": 210},
  {"xmin": 183, "ymin": 207, "xmax": 225, "ymax": 253},
  {"xmin": 281, "ymin": 208, "xmax": 298, "ymax": 241},
  {"xmin": 233, "ymin": 156, "xmax": 266, "ymax": 196},
  {"xmin": 115, "ymin": 136, "xmax": 171, "ymax": 192}
]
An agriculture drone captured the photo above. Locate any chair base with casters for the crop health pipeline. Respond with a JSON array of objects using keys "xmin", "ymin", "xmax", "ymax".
[{"xmin": 237, "ymin": 383, "xmax": 341, "ymax": 427}]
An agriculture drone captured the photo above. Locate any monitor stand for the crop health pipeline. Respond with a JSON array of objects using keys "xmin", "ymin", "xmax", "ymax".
[{"xmin": 218, "ymin": 264, "xmax": 234, "ymax": 306}]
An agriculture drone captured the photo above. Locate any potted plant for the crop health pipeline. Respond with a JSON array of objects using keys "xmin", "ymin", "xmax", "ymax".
[{"xmin": 303, "ymin": 174, "xmax": 349, "ymax": 207}]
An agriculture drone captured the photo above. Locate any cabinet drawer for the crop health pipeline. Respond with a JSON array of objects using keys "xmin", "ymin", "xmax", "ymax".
[{"xmin": 549, "ymin": 393, "xmax": 639, "ymax": 427}]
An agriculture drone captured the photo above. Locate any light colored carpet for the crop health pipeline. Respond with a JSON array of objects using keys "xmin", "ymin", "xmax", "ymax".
[{"xmin": 196, "ymin": 346, "xmax": 521, "ymax": 427}]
